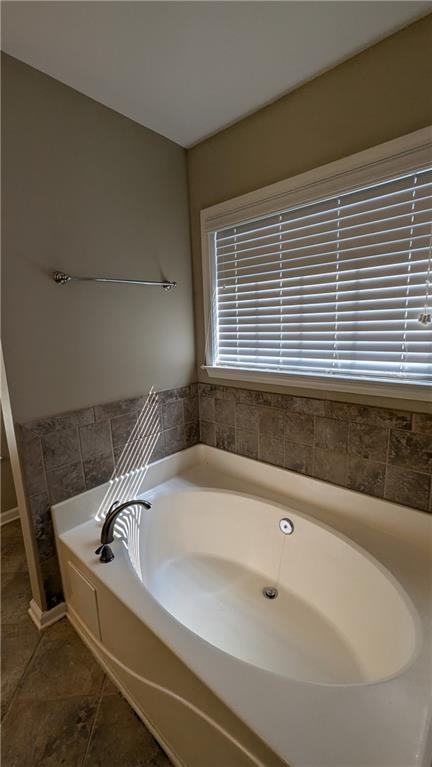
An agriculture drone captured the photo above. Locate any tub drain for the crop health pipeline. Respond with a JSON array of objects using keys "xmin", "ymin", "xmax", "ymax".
[{"xmin": 263, "ymin": 586, "xmax": 278, "ymax": 600}]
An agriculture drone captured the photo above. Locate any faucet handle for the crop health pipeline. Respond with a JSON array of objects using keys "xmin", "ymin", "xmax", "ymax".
[{"xmin": 95, "ymin": 543, "xmax": 115, "ymax": 562}]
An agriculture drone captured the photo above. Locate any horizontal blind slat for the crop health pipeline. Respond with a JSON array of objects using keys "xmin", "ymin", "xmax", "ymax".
[
  {"xmin": 217, "ymin": 201, "xmax": 432, "ymax": 253},
  {"xmin": 217, "ymin": 217, "xmax": 432, "ymax": 260},
  {"xmin": 216, "ymin": 174, "xmax": 432, "ymax": 242},
  {"xmin": 218, "ymin": 250, "xmax": 429, "ymax": 280},
  {"xmin": 217, "ymin": 238, "xmax": 430, "ymax": 276}
]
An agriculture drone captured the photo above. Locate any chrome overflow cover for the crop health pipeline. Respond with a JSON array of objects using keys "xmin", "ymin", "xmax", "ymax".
[
  {"xmin": 279, "ymin": 517, "xmax": 294, "ymax": 535},
  {"xmin": 263, "ymin": 586, "xmax": 278, "ymax": 600}
]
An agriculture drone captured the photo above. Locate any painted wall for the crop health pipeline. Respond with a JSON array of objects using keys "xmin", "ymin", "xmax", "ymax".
[
  {"xmin": 187, "ymin": 14, "xmax": 432, "ymax": 411},
  {"xmin": 2, "ymin": 53, "xmax": 196, "ymax": 423}
]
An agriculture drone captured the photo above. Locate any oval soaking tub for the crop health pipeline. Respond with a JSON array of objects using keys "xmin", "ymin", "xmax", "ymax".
[
  {"xmin": 54, "ymin": 446, "xmax": 430, "ymax": 767},
  {"xmin": 121, "ymin": 489, "xmax": 417, "ymax": 687}
]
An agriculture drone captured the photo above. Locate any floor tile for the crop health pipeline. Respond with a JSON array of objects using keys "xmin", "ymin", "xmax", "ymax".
[
  {"xmin": 1, "ymin": 571, "xmax": 32, "ymax": 626},
  {"xmin": 1, "ymin": 620, "xmax": 40, "ymax": 718},
  {"xmin": 83, "ymin": 683, "xmax": 162, "ymax": 766},
  {"xmin": 1, "ymin": 521, "xmax": 172, "ymax": 766},
  {"xmin": 1, "ymin": 535, "xmax": 28, "ymax": 575},
  {"xmin": 18, "ymin": 618, "xmax": 104, "ymax": 701},
  {"xmin": 1, "ymin": 520, "xmax": 23, "ymax": 544},
  {"xmin": 1, "ymin": 695, "xmax": 98, "ymax": 767},
  {"xmin": 1, "ymin": 521, "xmax": 28, "ymax": 573},
  {"xmin": 148, "ymin": 750, "xmax": 174, "ymax": 767}
]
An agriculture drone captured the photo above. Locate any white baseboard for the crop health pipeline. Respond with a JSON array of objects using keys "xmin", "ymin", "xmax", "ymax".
[
  {"xmin": 1, "ymin": 507, "xmax": 20, "ymax": 526},
  {"xmin": 28, "ymin": 598, "xmax": 67, "ymax": 631}
]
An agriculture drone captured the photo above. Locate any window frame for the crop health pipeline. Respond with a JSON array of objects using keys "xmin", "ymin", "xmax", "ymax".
[{"xmin": 200, "ymin": 127, "xmax": 432, "ymax": 402}]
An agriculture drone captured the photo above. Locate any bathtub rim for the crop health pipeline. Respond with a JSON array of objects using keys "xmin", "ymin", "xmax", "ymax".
[{"xmin": 52, "ymin": 444, "xmax": 432, "ymax": 554}]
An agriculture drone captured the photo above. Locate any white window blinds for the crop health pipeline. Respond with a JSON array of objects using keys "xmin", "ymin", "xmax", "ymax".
[{"xmin": 213, "ymin": 166, "xmax": 432, "ymax": 385}]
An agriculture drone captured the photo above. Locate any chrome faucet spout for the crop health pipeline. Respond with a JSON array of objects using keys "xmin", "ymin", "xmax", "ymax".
[{"xmin": 95, "ymin": 498, "xmax": 152, "ymax": 563}]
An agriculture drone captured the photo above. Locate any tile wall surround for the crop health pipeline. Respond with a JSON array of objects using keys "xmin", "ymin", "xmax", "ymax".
[
  {"xmin": 17, "ymin": 383, "xmax": 199, "ymax": 609},
  {"xmin": 198, "ymin": 382, "xmax": 432, "ymax": 515},
  {"xmin": 16, "ymin": 379, "xmax": 432, "ymax": 611}
]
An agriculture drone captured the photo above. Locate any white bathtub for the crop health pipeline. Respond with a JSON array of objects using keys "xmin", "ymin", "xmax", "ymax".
[{"xmin": 52, "ymin": 444, "xmax": 432, "ymax": 767}]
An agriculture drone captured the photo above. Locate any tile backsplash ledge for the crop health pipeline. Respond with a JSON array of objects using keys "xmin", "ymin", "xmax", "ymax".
[{"xmin": 16, "ymin": 381, "xmax": 432, "ymax": 610}]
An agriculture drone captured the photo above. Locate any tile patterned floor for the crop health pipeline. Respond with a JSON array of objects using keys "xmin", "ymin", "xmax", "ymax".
[{"xmin": 1, "ymin": 520, "xmax": 172, "ymax": 767}]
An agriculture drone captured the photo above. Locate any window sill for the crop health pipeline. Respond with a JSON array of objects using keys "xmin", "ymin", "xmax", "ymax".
[{"xmin": 202, "ymin": 366, "xmax": 432, "ymax": 403}]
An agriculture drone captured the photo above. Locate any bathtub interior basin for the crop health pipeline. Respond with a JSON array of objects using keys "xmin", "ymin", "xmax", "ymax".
[{"xmin": 119, "ymin": 490, "xmax": 418, "ymax": 686}]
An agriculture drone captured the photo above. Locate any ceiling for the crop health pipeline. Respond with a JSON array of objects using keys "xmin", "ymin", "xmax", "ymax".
[{"xmin": 1, "ymin": 1, "xmax": 430, "ymax": 147}]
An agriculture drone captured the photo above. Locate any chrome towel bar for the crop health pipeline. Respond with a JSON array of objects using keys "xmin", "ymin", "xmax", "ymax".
[{"xmin": 53, "ymin": 271, "xmax": 176, "ymax": 291}]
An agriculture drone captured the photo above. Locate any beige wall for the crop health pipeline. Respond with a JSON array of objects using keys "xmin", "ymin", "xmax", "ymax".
[
  {"xmin": 2, "ymin": 53, "xmax": 195, "ymax": 423},
  {"xmin": 187, "ymin": 14, "xmax": 432, "ymax": 411}
]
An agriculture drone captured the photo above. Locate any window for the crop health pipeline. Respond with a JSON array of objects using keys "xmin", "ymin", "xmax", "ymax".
[{"xmin": 201, "ymin": 129, "xmax": 432, "ymax": 399}]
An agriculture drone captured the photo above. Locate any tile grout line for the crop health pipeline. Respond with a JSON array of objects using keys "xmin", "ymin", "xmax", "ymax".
[
  {"xmin": 383, "ymin": 427, "xmax": 393, "ymax": 500},
  {"xmin": 1, "ymin": 620, "xmax": 43, "ymax": 723},
  {"xmin": 106, "ymin": 415, "xmax": 117, "ymax": 476},
  {"xmin": 79, "ymin": 674, "xmax": 107, "ymax": 767},
  {"xmin": 312, "ymin": 415, "xmax": 317, "ymax": 476},
  {"xmin": 74, "ymin": 422, "xmax": 87, "ymax": 493},
  {"xmin": 37, "ymin": 432, "xmax": 50, "ymax": 501}
]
